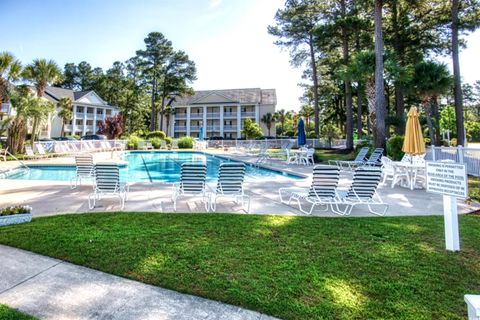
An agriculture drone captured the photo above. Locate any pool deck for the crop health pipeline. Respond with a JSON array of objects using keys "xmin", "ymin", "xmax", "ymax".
[{"xmin": 0, "ymin": 149, "xmax": 478, "ymax": 218}]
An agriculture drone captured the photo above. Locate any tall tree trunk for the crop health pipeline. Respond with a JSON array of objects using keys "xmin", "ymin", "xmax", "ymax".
[
  {"xmin": 423, "ymin": 100, "xmax": 435, "ymax": 145},
  {"xmin": 451, "ymin": 0, "xmax": 465, "ymax": 146},
  {"xmin": 431, "ymin": 96, "xmax": 442, "ymax": 145},
  {"xmin": 392, "ymin": 0, "xmax": 405, "ymax": 135},
  {"xmin": 149, "ymin": 77, "xmax": 156, "ymax": 132},
  {"xmin": 159, "ymin": 94, "xmax": 165, "ymax": 132},
  {"xmin": 357, "ymin": 86, "xmax": 363, "ymax": 138},
  {"xmin": 309, "ymin": 34, "xmax": 320, "ymax": 136},
  {"xmin": 374, "ymin": 0, "xmax": 386, "ymax": 150},
  {"xmin": 341, "ymin": 0, "xmax": 353, "ymax": 150}
]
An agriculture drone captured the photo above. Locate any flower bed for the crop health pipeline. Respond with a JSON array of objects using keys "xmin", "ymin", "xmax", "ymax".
[{"xmin": 0, "ymin": 205, "xmax": 32, "ymax": 227}]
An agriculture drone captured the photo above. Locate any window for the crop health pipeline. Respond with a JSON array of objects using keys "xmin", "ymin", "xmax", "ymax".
[
  {"xmin": 86, "ymin": 120, "xmax": 93, "ymax": 126},
  {"xmin": 106, "ymin": 109, "xmax": 112, "ymax": 115},
  {"xmin": 75, "ymin": 120, "xmax": 83, "ymax": 125},
  {"xmin": 97, "ymin": 109, "xmax": 103, "ymax": 115},
  {"xmin": 76, "ymin": 106, "xmax": 84, "ymax": 113},
  {"xmin": 87, "ymin": 107, "xmax": 94, "ymax": 114}
]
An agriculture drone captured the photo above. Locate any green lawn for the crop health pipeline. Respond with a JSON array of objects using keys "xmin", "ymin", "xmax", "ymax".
[
  {"xmin": 313, "ymin": 149, "xmax": 355, "ymax": 163},
  {"xmin": 469, "ymin": 176, "xmax": 480, "ymax": 203},
  {"xmin": 0, "ymin": 305, "xmax": 36, "ymax": 320},
  {"xmin": 0, "ymin": 213, "xmax": 479, "ymax": 319}
]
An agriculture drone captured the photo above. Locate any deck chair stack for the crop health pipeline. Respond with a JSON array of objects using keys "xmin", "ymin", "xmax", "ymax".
[
  {"xmin": 210, "ymin": 162, "xmax": 250, "ymax": 213},
  {"xmin": 88, "ymin": 162, "xmax": 128, "ymax": 209},
  {"xmin": 172, "ymin": 163, "xmax": 209, "ymax": 211},
  {"xmin": 70, "ymin": 153, "xmax": 95, "ymax": 189},
  {"xmin": 279, "ymin": 165, "xmax": 340, "ymax": 215}
]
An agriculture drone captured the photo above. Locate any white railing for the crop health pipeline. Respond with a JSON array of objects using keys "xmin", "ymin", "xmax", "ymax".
[
  {"xmin": 34, "ymin": 140, "xmax": 126, "ymax": 154},
  {"xmin": 426, "ymin": 145, "xmax": 480, "ymax": 177}
]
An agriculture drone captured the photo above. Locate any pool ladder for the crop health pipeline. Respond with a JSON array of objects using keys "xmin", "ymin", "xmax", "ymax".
[{"xmin": 0, "ymin": 151, "xmax": 30, "ymax": 178}]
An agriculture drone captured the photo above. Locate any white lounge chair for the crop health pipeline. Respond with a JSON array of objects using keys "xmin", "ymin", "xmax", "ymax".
[
  {"xmin": 172, "ymin": 163, "xmax": 209, "ymax": 211},
  {"xmin": 210, "ymin": 162, "xmax": 250, "ymax": 213},
  {"xmin": 171, "ymin": 139, "xmax": 179, "ymax": 150},
  {"xmin": 70, "ymin": 153, "xmax": 95, "ymax": 189},
  {"xmin": 256, "ymin": 144, "xmax": 270, "ymax": 164},
  {"xmin": 24, "ymin": 145, "xmax": 44, "ymax": 159},
  {"xmin": 35, "ymin": 143, "xmax": 53, "ymax": 158},
  {"xmin": 88, "ymin": 162, "xmax": 128, "ymax": 209},
  {"xmin": 279, "ymin": 165, "xmax": 340, "ymax": 215},
  {"xmin": 331, "ymin": 166, "xmax": 388, "ymax": 216},
  {"xmin": 329, "ymin": 147, "xmax": 369, "ymax": 169},
  {"xmin": 160, "ymin": 140, "xmax": 167, "ymax": 149}
]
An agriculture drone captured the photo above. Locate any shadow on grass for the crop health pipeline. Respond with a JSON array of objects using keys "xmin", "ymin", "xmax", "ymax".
[{"xmin": 0, "ymin": 213, "xmax": 479, "ymax": 319}]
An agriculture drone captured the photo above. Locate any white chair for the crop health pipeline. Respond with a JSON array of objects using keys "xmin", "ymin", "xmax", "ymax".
[
  {"xmin": 172, "ymin": 163, "xmax": 209, "ymax": 211},
  {"xmin": 24, "ymin": 145, "xmax": 44, "ymax": 159},
  {"xmin": 210, "ymin": 162, "xmax": 250, "ymax": 213},
  {"xmin": 256, "ymin": 144, "xmax": 270, "ymax": 164},
  {"xmin": 160, "ymin": 140, "xmax": 167, "ymax": 149},
  {"xmin": 330, "ymin": 147, "xmax": 369, "ymax": 169},
  {"xmin": 70, "ymin": 153, "xmax": 95, "ymax": 189},
  {"xmin": 171, "ymin": 140, "xmax": 179, "ymax": 150},
  {"xmin": 88, "ymin": 162, "xmax": 128, "ymax": 209},
  {"xmin": 381, "ymin": 157, "xmax": 408, "ymax": 188},
  {"xmin": 35, "ymin": 143, "xmax": 53, "ymax": 158},
  {"xmin": 331, "ymin": 166, "xmax": 388, "ymax": 216},
  {"xmin": 279, "ymin": 165, "xmax": 340, "ymax": 215},
  {"xmin": 299, "ymin": 148, "xmax": 315, "ymax": 166}
]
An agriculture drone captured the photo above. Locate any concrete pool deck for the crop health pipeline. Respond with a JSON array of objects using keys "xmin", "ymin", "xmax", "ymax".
[{"xmin": 0, "ymin": 150, "xmax": 478, "ymax": 217}]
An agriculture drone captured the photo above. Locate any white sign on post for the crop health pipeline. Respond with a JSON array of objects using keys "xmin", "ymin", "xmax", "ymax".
[{"xmin": 426, "ymin": 161, "xmax": 468, "ymax": 251}]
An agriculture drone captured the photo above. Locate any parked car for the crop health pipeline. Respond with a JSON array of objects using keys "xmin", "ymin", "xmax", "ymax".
[
  {"xmin": 52, "ymin": 137, "xmax": 77, "ymax": 141},
  {"xmin": 81, "ymin": 134, "xmax": 107, "ymax": 140}
]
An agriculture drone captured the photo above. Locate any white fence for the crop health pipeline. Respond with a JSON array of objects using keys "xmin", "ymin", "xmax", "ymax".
[
  {"xmin": 205, "ymin": 138, "xmax": 363, "ymax": 150},
  {"xmin": 34, "ymin": 140, "xmax": 126, "ymax": 154},
  {"xmin": 426, "ymin": 146, "xmax": 480, "ymax": 177}
]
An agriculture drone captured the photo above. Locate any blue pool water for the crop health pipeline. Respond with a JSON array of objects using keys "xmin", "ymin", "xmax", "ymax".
[{"xmin": 6, "ymin": 152, "xmax": 302, "ymax": 183}]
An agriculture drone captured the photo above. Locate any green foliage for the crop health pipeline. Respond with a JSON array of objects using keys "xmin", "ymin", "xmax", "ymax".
[
  {"xmin": 145, "ymin": 130, "xmax": 166, "ymax": 140},
  {"xmin": 0, "ymin": 304, "xmax": 37, "ymax": 320},
  {"xmin": 306, "ymin": 130, "xmax": 317, "ymax": 138},
  {"xmin": 71, "ymin": 135, "xmax": 81, "ymax": 140},
  {"xmin": 355, "ymin": 137, "xmax": 374, "ymax": 153},
  {"xmin": 0, "ymin": 205, "xmax": 31, "ymax": 216},
  {"xmin": 150, "ymin": 137, "xmax": 161, "ymax": 149},
  {"xmin": 261, "ymin": 112, "xmax": 275, "ymax": 136},
  {"xmin": 177, "ymin": 136, "xmax": 194, "ymax": 149},
  {"xmin": 466, "ymin": 121, "xmax": 480, "ymax": 142},
  {"xmin": 241, "ymin": 118, "xmax": 263, "ymax": 139},
  {"xmin": 164, "ymin": 136, "xmax": 173, "ymax": 147},
  {"xmin": 126, "ymin": 135, "xmax": 140, "ymax": 150},
  {"xmin": 387, "ymin": 135, "xmax": 405, "ymax": 161},
  {"xmin": 440, "ymin": 106, "xmax": 456, "ymax": 136},
  {"xmin": 320, "ymin": 123, "xmax": 341, "ymax": 145}
]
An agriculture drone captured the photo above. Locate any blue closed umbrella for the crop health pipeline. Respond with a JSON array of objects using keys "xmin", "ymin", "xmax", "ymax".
[
  {"xmin": 297, "ymin": 118, "xmax": 306, "ymax": 146},
  {"xmin": 199, "ymin": 126, "xmax": 205, "ymax": 141}
]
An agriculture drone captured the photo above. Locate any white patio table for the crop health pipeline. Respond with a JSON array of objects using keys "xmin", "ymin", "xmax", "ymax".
[{"xmin": 392, "ymin": 161, "xmax": 426, "ymax": 190}]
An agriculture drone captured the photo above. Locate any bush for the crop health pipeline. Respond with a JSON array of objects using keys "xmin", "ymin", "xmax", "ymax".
[
  {"xmin": 306, "ymin": 131, "xmax": 317, "ymax": 138},
  {"xmin": 150, "ymin": 137, "xmax": 162, "ymax": 149},
  {"xmin": 127, "ymin": 135, "xmax": 140, "ymax": 150},
  {"xmin": 177, "ymin": 136, "xmax": 194, "ymax": 149},
  {"xmin": 164, "ymin": 137, "xmax": 173, "ymax": 147},
  {"xmin": 387, "ymin": 135, "xmax": 405, "ymax": 161},
  {"xmin": 466, "ymin": 121, "xmax": 480, "ymax": 142},
  {"xmin": 450, "ymin": 138, "xmax": 457, "ymax": 147},
  {"xmin": 146, "ymin": 131, "xmax": 166, "ymax": 140},
  {"xmin": 0, "ymin": 205, "xmax": 31, "ymax": 216}
]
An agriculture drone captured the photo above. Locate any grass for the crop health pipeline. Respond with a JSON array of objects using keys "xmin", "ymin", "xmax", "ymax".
[
  {"xmin": 0, "ymin": 213, "xmax": 479, "ymax": 319},
  {"xmin": 313, "ymin": 149, "xmax": 355, "ymax": 163},
  {"xmin": 0, "ymin": 305, "xmax": 36, "ymax": 320},
  {"xmin": 469, "ymin": 176, "xmax": 480, "ymax": 203}
]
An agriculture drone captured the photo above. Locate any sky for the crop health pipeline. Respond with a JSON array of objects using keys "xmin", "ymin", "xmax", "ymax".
[{"xmin": 0, "ymin": 0, "xmax": 479, "ymax": 112}]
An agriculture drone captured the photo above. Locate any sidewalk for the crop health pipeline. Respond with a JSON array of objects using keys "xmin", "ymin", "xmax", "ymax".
[{"xmin": 0, "ymin": 245, "xmax": 276, "ymax": 320}]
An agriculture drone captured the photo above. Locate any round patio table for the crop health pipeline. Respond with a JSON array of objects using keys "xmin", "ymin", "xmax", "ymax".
[{"xmin": 392, "ymin": 161, "xmax": 426, "ymax": 190}]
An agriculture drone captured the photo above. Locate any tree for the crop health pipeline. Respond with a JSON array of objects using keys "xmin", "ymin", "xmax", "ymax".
[
  {"xmin": 413, "ymin": 60, "xmax": 452, "ymax": 145},
  {"xmin": 97, "ymin": 114, "xmax": 124, "ymax": 139},
  {"xmin": 374, "ymin": 0, "xmax": 387, "ymax": 149},
  {"xmin": 0, "ymin": 52, "xmax": 22, "ymax": 104},
  {"xmin": 57, "ymin": 97, "xmax": 73, "ymax": 137},
  {"xmin": 300, "ymin": 105, "xmax": 314, "ymax": 132},
  {"xmin": 241, "ymin": 118, "xmax": 263, "ymax": 139},
  {"xmin": 22, "ymin": 59, "xmax": 63, "ymax": 143},
  {"xmin": 274, "ymin": 109, "xmax": 288, "ymax": 135},
  {"xmin": 261, "ymin": 112, "xmax": 275, "ymax": 136},
  {"xmin": 268, "ymin": 0, "xmax": 324, "ymax": 136}
]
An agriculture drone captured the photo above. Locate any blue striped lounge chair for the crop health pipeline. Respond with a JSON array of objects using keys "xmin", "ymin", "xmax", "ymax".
[
  {"xmin": 70, "ymin": 153, "xmax": 95, "ymax": 189},
  {"xmin": 331, "ymin": 166, "xmax": 388, "ymax": 216},
  {"xmin": 329, "ymin": 147, "xmax": 369, "ymax": 170},
  {"xmin": 172, "ymin": 163, "xmax": 209, "ymax": 211},
  {"xmin": 210, "ymin": 162, "xmax": 250, "ymax": 213},
  {"xmin": 88, "ymin": 162, "xmax": 128, "ymax": 209},
  {"xmin": 279, "ymin": 165, "xmax": 340, "ymax": 215}
]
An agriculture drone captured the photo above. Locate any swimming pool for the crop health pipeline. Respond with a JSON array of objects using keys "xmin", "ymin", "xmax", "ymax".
[{"xmin": 5, "ymin": 151, "xmax": 303, "ymax": 183}]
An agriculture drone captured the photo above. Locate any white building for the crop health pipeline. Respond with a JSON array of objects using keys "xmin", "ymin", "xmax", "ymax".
[
  {"xmin": 168, "ymin": 88, "xmax": 276, "ymax": 139},
  {"xmin": 41, "ymin": 86, "xmax": 119, "ymax": 138}
]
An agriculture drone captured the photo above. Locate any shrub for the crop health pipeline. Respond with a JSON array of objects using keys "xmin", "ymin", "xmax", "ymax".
[
  {"xmin": 466, "ymin": 121, "xmax": 480, "ymax": 142},
  {"xmin": 146, "ymin": 131, "xmax": 166, "ymax": 140},
  {"xmin": 387, "ymin": 135, "xmax": 405, "ymax": 161},
  {"xmin": 150, "ymin": 137, "xmax": 162, "ymax": 149},
  {"xmin": 164, "ymin": 137, "xmax": 173, "ymax": 147},
  {"xmin": 97, "ymin": 114, "xmax": 124, "ymax": 139},
  {"xmin": 127, "ymin": 135, "xmax": 140, "ymax": 150},
  {"xmin": 306, "ymin": 131, "xmax": 317, "ymax": 138},
  {"xmin": 450, "ymin": 138, "xmax": 457, "ymax": 147},
  {"xmin": 177, "ymin": 136, "xmax": 194, "ymax": 149},
  {"xmin": 0, "ymin": 205, "xmax": 31, "ymax": 216},
  {"xmin": 241, "ymin": 118, "xmax": 263, "ymax": 139}
]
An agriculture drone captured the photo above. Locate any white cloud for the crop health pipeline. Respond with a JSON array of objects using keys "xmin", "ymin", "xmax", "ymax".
[{"xmin": 209, "ymin": 0, "xmax": 222, "ymax": 9}]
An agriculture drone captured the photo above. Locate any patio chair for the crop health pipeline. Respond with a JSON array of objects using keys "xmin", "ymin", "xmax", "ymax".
[
  {"xmin": 88, "ymin": 162, "xmax": 129, "ymax": 209},
  {"xmin": 24, "ymin": 145, "xmax": 45, "ymax": 159},
  {"xmin": 364, "ymin": 148, "xmax": 384, "ymax": 166},
  {"xmin": 331, "ymin": 166, "xmax": 388, "ymax": 216},
  {"xmin": 298, "ymin": 148, "xmax": 315, "ymax": 166},
  {"xmin": 171, "ymin": 163, "xmax": 209, "ymax": 211},
  {"xmin": 210, "ymin": 162, "xmax": 250, "ymax": 213},
  {"xmin": 279, "ymin": 165, "xmax": 340, "ymax": 215},
  {"xmin": 160, "ymin": 140, "xmax": 167, "ymax": 149},
  {"xmin": 380, "ymin": 157, "xmax": 408, "ymax": 187},
  {"xmin": 35, "ymin": 143, "xmax": 53, "ymax": 158},
  {"xmin": 70, "ymin": 153, "xmax": 95, "ymax": 189},
  {"xmin": 329, "ymin": 147, "xmax": 369, "ymax": 170},
  {"xmin": 171, "ymin": 139, "xmax": 179, "ymax": 150}
]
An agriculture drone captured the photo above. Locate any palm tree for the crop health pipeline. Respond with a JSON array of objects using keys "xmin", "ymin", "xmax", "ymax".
[
  {"xmin": 261, "ymin": 113, "xmax": 275, "ymax": 136},
  {"xmin": 161, "ymin": 105, "xmax": 174, "ymax": 136},
  {"xmin": 0, "ymin": 52, "xmax": 22, "ymax": 104},
  {"xmin": 413, "ymin": 61, "xmax": 452, "ymax": 146},
  {"xmin": 57, "ymin": 97, "xmax": 73, "ymax": 137},
  {"xmin": 22, "ymin": 59, "xmax": 63, "ymax": 143},
  {"xmin": 300, "ymin": 105, "xmax": 314, "ymax": 132},
  {"xmin": 274, "ymin": 109, "xmax": 288, "ymax": 135}
]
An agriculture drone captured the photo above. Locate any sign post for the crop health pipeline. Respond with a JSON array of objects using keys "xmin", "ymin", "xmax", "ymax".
[{"xmin": 426, "ymin": 161, "xmax": 468, "ymax": 251}]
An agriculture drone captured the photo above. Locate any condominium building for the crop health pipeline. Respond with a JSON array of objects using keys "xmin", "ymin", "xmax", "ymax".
[
  {"xmin": 42, "ymin": 86, "xmax": 119, "ymax": 138},
  {"xmin": 168, "ymin": 88, "xmax": 276, "ymax": 139}
]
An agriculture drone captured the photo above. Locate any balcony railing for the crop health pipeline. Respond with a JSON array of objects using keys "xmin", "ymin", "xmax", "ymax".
[
  {"xmin": 207, "ymin": 125, "xmax": 220, "ymax": 131},
  {"xmin": 174, "ymin": 126, "xmax": 187, "ymax": 131},
  {"xmin": 175, "ymin": 114, "xmax": 187, "ymax": 119},
  {"xmin": 190, "ymin": 113, "xmax": 203, "ymax": 119},
  {"xmin": 241, "ymin": 112, "xmax": 255, "ymax": 117},
  {"xmin": 207, "ymin": 112, "xmax": 220, "ymax": 118},
  {"xmin": 223, "ymin": 125, "xmax": 237, "ymax": 131},
  {"xmin": 223, "ymin": 112, "xmax": 237, "ymax": 117}
]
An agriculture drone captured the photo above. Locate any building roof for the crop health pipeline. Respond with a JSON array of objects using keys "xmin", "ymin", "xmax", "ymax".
[
  {"xmin": 43, "ymin": 86, "xmax": 109, "ymax": 105},
  {"xmin": 170, "ymin": 88, "xmax": 277, "ymax": 106}
]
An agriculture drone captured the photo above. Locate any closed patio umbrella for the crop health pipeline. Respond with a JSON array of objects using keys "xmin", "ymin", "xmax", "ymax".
[
  {"xmin": 402, "ymin": 107, "xmax": 425, "ymax": 156},
  {"xmin": 199, "ymin": 126, "xmax": 205, "ymax": 141},
  {"xmin": 297, "ymin": 118, "xmax": 306, "ymax": 146}
]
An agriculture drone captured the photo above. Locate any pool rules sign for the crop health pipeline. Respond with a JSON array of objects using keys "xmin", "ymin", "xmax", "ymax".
[{"xmin": 426, "ymin": 161, "xmax": 468, "ymax": 251}]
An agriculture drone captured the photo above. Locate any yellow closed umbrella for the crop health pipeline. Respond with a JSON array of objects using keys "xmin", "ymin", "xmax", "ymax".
[{"xmin": 402, "ymin": 107, "xmax": 426, "ymax": 156}]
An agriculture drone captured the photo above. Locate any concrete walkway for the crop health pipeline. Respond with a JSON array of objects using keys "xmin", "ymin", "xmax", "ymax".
[{"xmin": 0, "ymin": 245, "xmax": 276, "ymax": 320}]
